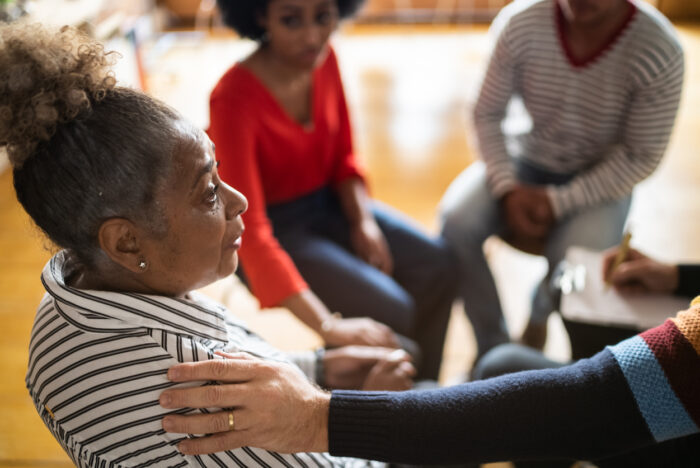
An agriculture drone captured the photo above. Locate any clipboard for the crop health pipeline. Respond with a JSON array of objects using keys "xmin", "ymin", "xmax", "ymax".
[{"xmin": 558, "ymin": 247, "xmax": 689, "ymax": 330}]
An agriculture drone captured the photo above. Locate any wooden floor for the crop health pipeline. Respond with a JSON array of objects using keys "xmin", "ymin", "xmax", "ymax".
[{"xmin": 1, "ymin": 22, "xmax": 700, "ymax": 467}]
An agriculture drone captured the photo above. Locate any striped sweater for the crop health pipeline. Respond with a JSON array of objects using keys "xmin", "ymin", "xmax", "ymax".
[
  {"xmin": 26, "ymin": 252, "xmax": 381, "ymax": 468},
  {"xmin": 474, "ymin": 0, "xmax": 684, "ymax": 218},
  {"xmin": 328, "ymin": 301, "xmax": 700, "ymax": 465}
]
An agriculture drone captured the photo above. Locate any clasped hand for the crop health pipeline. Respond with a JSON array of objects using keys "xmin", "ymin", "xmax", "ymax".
[
  {"xmin": 501, "ymin": 185, "xmax": 554, "ymax": 245},
  {"xmin": 324, "ymin": 346, "xmax": 415, "ymax": 390},
  {"xmin": 321, "ymin": 315, "xmax": 400, "ymax": 348}
]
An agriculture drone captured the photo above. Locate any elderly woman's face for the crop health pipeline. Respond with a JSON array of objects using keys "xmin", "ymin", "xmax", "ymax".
[
  {"xmin": 261, "ymin": 0, "xmax": 339, "ymax": 69},
  {"xmin": 140, "ymin": 125, "xmax": 247, "ymax": 296}
]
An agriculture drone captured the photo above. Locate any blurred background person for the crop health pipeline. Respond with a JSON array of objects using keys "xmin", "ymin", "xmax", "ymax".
[
  {"xmin": 209, "ymin": 0, "xmax": 457, "ymax": 380},
  {"xmin": 439, "ymin": 0, "xmax": 684, "ymax": 359}
]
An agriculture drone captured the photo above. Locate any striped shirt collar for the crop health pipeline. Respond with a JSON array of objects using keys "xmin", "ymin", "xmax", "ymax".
[{"xmin": 41, "ymin": 251, "xmax": 229, "ymax": 343}]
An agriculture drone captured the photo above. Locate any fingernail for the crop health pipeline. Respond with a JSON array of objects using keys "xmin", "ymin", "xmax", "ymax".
[
  {"xmin": 168, "ymin": 368, "xmax": 180, "ymax": 381},
  {"xmin": 162, "ymin": 416, "xmax": 174, "ymax": 431},
  {"xmin": 160, "ymin": 393, "xmax": 171, "ymax": 407},
  {"xmin": 388, "ymin": 349, "xmax": 407, "ymax": 360},
  {"xmin": 178, "ymin": 441, "xmax": 192, "ymax": 455}
]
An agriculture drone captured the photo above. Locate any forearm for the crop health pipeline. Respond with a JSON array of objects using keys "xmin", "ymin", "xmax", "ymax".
[
  {"xmin": 546, "ymin": 145, "xmax": 662, "ymax": 218},
  {"xmin": 329, "ymin": 350, "xmax": 653, "ymax": 464},
  {"xmin": 330, "ymin": 304, "xmax": 700, "ymax": 465},
  {"xmin": 473, "ymin": 20, "xmax": 517, "ymax": 198},
  {"xmin": 335, "ymin": 177, "xmax": 373, "ymax": 227},
  {"xmin": 285, "ymin": 350, "xmax": 320, "ymax": 383},
  {"xmin": 547, "ymin": 51, "xmax": 684, "ymax": 219},
  {"xmin": 474, "ymin": 113, "xmax": 517, "ymax": 198},
  {"xmin": 281, "ymin": 289, "xmax": 335, "ymax": 338}
]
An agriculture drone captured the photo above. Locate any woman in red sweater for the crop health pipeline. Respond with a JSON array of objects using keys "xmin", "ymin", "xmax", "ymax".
[{"xmin": 209, "ymin": 0, "xmax": 457, "ymax": 379}]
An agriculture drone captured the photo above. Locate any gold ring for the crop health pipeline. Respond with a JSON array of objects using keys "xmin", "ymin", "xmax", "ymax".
[{"xmin": 228, "ymin": 411, "xmax": 235, "ymax": 431}]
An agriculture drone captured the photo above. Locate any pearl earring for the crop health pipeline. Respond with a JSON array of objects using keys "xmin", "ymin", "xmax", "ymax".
[{"xmin": 138, "ymin": 260, "xmax": 147, "ymax": 270}]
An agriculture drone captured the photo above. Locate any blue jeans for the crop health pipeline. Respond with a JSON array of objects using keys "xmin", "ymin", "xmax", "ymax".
[
  {"xmin": 439, "ymin": 161, "xmax": 631, "ymax": 357},
  {"xmin": 471, "ymin": 343, "xmax": 567, "ymax": 381},
  {"xmin": 264, "ymin": 187, "xmax": 458, "ymax": 380}
]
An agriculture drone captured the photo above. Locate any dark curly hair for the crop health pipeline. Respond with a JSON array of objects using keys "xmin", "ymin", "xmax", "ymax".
[
  {"xmin": 217, "ymin": 0, "xmax": 366, "ymax": 41},
  {"xmin": 1, "ymin": 23, "xmax": 181, "ymax": 267}
]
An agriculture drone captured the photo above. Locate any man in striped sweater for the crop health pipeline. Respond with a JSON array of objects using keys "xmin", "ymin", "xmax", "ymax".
[{"xmin": 439, "ymin": 0, "xmax": 685, "ymax": 355}]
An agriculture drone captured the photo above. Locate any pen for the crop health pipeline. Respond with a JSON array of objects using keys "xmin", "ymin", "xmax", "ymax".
[{"xmin": 605, "ymin": 231, "xmax": 632, "ymax": 289}]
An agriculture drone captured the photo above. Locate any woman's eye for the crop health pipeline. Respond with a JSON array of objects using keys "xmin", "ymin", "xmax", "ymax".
[
  {"xmin": 206, "ymin": 184, "xmax": 220, "ymax": 205},
  {"xmin": 316, "ymin": 11, "xmax": 333, "ymax": 25},
  {"xmin": 281, "ymin": 15, "xmax": 302, "ymax": 28}
]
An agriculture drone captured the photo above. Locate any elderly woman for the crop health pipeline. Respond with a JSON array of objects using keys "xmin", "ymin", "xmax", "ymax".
[
  {"xmin": 4, "ymin": 23, "xmax": 412, "ymax": 467},
  {"xmin": 208, "ymin": 0, "xmax": 458, "ymax": 380}
]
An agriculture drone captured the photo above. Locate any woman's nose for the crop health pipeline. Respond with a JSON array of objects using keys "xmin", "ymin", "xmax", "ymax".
[
  {"xmin": 303, "ymin": 24, "xmax": 323, "ymax": 47},
  {"xmin": 223, "ymin": 183, "xmax": 248, "ymax": 219}
]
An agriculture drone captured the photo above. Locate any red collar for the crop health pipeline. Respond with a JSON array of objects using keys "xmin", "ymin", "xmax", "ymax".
[{"xmin": 555, "ymin": 0, "xmax": 637, "ymax": 68}]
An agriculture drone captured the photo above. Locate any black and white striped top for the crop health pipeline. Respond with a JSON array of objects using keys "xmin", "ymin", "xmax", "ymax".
[
  {"xmin": 473, "ymin": 0, "xmax": 684, "ymax": 218},
  {"xmin": 26, "ymin": 252, "xmax": 382, "ymax": 468}
]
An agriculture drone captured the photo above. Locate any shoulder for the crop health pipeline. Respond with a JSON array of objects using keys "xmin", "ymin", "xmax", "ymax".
[
  {"xmin": 491, "ymin": 0, "xmax": 552, "ymax": 36},
  {"xmin": 317, "ymin": 45, "xmax": 342, "ymax": 80},
  {"xmin": 210, "ymin": 63, "xmax": 260, "ymax": 107},
  {"xmin": 626, "ymin": 1, "xmax": 684, "ymax": 67},
  {"xmin": 631, "ymin": 0, "xmax": 681, "ymax": 43}
]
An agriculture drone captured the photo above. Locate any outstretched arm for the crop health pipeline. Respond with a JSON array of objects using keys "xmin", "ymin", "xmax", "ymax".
[{"xmin": 161, "ymin": 305, "xmax": 700, "ymax": 463}]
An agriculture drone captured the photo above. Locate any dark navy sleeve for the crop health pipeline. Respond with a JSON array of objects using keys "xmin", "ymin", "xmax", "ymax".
[
  {"xmin": 675, "ymin": 264, "xmax": 700, "ymax": 298},
  {"xmin": 329, "ymin": 349, "xmax": 654, "ymax": 465}
]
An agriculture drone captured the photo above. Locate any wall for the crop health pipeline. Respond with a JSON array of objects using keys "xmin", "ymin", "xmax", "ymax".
[
  {"xmin": 658, "ymin": 0, "xmax": 700, "ymax": 21},
  {"xmin": 360, "ymin": 0, "xmax": 511, "ymax": 22}
]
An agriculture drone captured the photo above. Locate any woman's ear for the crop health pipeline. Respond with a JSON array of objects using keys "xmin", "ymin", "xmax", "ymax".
[{"xmin": 97, "ymin": 218, "xmax": 146, "ymax": 273}]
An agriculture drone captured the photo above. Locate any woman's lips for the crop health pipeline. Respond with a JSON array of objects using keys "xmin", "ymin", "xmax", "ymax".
[
  {"xmin": 300, "ymin": 48, "xmax": 322, "ymax": 64},
  {"xmin": 226, "ymin": 233, "xmax": 243, "ymax": 250}
]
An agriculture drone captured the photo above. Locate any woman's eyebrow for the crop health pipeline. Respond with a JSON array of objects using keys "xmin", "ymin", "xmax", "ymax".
[{"xmin": 279, "ymin": 4, "xmax": 303, "ymax": 13}]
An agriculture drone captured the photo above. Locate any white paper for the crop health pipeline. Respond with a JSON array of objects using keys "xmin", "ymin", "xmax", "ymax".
[{"xmin": 559, "ymin": 247, "xmax": 689, "ymax": 330}]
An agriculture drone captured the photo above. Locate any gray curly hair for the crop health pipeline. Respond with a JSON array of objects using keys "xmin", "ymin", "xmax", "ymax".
[{"xmin": 2, "ymin": 23, "xmax": 182, "ymax": 267}]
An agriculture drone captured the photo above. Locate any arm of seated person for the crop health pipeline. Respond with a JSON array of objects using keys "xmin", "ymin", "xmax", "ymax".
[{"xmin": 161, "ymin": 302, "xmax": 700, "ymax": 462}]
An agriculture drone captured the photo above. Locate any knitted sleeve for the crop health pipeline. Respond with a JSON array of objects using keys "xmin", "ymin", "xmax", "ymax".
[
  {"xmin": 472, "ymin": 10, "xmax": 518, "ymax": 199},
  {"xmin": 675, "ymin": 264, "xmax": 700, "ymax": 298},
  {"xmin": 546, "ymin": 49, "xmax": 684, "ymax": 218},
  {"xmin": 329, "ymin": 304, "xmax": 700, "ymax": 465}
]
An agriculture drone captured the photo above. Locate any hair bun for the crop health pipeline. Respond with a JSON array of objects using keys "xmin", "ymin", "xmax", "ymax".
[{"xmin": 0, "ymin": 23, "xmax": 118, "ymax": 169}]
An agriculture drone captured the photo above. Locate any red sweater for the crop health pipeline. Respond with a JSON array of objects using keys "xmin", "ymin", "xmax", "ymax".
[{"xmin": 209, "ymin": 49, "xmax": 365, "ymax": 307}]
